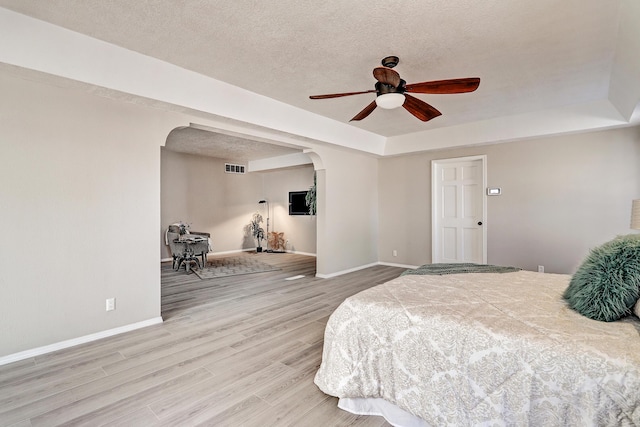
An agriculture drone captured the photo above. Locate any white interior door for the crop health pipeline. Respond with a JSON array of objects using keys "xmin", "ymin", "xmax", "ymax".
[{"xmin": 432, "ymin": 156, "xmax": 487, "ymax": 264}]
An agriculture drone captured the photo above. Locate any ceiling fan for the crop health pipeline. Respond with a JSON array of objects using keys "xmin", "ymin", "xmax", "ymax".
[{"xmin": 309, "ymin": 56, "xmax": 480, "ymax": 122}]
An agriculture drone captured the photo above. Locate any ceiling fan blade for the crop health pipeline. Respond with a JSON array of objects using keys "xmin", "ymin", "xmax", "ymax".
[
  {"xmin": 350, "ymin": 100, "xmax": 377, "ymax": 121},
  {"xmin": 310, "ymin": 89, "xmax": 376, "ymax": 99},
  {"xmin": 405, "ymin": 77, "xmax": 480, "ymax": 94},
  {"xmin": 402, "ymin": 94, "xmax": 442, "ymax": 122},
  {"xmin": 373, "ymin": 67, "xmax": 401, "ymax": 87}
]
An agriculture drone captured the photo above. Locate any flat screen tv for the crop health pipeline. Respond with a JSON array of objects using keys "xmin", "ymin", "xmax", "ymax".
[{"xmin": 289, "ymin": 191, "xmax": 310, "ymax": 215}]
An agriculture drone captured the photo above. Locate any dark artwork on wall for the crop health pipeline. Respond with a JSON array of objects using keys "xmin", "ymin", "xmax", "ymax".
[{"xmin": 289, "ymin": 191, "xmax": 310, "ymax": 215}]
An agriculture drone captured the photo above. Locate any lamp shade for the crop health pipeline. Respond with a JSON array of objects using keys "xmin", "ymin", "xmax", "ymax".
[
  {"xmin": 632, "ymin": 199, "xmax": 640, "ymax": 230},
  {"xmin": 375, "ymin": 93, "xmax": 405, "ymax": 109}
]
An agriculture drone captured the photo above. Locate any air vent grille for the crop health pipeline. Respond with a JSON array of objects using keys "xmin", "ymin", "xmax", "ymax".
[{"xmin": 225, "ymin": 163, "xmax": 246, "ymax": 174}]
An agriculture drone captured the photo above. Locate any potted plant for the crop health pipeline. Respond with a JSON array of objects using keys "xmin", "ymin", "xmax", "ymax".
[
  {"xmin": 305, "ymin": 172, "xmax": 317, "ymax": 215},
  {"xmin": 249, "ymin": 212, "xmax": 265, "ymax": 252}
]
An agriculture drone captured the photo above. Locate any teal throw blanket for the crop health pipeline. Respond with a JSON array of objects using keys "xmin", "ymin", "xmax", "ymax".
[{"xmin": 401, "ymin": 263, "xmax": 521, "ymax": 276}]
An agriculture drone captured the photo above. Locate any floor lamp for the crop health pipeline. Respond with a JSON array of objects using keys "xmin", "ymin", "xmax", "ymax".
[{"xmin": 258, "ymin": 199, "xmax": 269, "ymax": 251}]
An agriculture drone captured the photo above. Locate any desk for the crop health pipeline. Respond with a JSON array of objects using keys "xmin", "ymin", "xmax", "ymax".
[{"xmin": 172, "ymin": 236, "xmax": 208, "ymax": 272}]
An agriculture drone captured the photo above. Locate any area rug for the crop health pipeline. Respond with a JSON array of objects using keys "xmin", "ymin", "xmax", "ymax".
[{"xmin": 193, "ymin": 256, "xmax": 280, "ymax": 279}]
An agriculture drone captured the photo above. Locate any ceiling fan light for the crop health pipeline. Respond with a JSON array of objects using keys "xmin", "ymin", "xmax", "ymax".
[{"xmin": 376, "ymin": 93, "xmax": 405, "ymax": 109}]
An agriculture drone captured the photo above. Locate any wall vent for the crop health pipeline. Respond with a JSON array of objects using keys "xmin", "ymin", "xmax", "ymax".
[{"xmin": 225, "ymin": 163, "xmax": 246, "ymax": 174}]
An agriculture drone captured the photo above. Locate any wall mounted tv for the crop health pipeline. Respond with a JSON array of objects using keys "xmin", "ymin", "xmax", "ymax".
[{"xmin": 289, "ymin": 191, "xmax": 310, "ymax": 215}]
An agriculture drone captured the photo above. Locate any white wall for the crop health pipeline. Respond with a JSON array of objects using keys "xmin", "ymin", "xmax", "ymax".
[
  {"xmin": 378, "ymin": 125, "xmax": 640, "ymax": 273},
  {"xmin": 0, "ymin": 68, "xmax": 381, "ymax": 359},
  {"xmin": 161, "ymin": 149, "xmax": 316, "ymax": 256},
  {"xmin": 0, "ymin": 72, "xmax": 186, "ymax": 358},
  {"xmin": 7, "ymin": 61, "xmax": 635, "ymax": 361},
  {"xmin": 161, "ymin": 149, "xmax": 263, "ymax": 256},
  {"xmin": 260, "ymin": 166, "xmax": 317, "ymax": 255},
  {"xmin": 312, "ymin": 147, "xmax": 379, "ymax": 276}
]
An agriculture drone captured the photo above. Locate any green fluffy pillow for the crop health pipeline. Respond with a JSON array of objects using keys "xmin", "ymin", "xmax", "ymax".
[{"xmin": 564, "ymin": 234, "xmax": 640, "ymax": 322}]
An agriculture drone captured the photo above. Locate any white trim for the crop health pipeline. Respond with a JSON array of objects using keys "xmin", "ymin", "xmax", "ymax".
[
  {"xmin": 286, "ymin": 250, "xmax": 316, "ymax": 257},
  {"xmin": 316, "ymin": 262, "xmax": 379, "ymax": 279},
  {"xmin": 210, "ymin": 249, "xmax": 254, "ymax": 256},
  {"xmin": 316, "ymin": 261, "xmax": 419, "ymax": 279},
  {"xmin": 0, "ymin": 317, "xmax": 163, "ymax": 366},
  {"xmin": 431, "ymin": 155, "xmax": 487, "ymax": 264},
  {"xmin": 161, "ymin": 249, "xmax": 252, "ymax": 263},
  {"xmin": 377, "ymin": 261, "xmax": 421, "ymax": 269},
  {"xmin": 162, "ymin": 249, "xmax": 317, "ymax": 264}
]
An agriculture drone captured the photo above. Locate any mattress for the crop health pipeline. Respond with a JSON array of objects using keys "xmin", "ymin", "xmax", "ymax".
[{"xmin": 314, "ymin": 270, "xmax": 640, "ymax": 426}]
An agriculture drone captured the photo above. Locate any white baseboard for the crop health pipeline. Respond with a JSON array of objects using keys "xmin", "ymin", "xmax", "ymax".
[
  {"xmin": 208, "ymin": 249, "xmax": 253, "ymax": 256},
  {"xmin": 0, "ymin": 317, "xmax": 163, "ymax": 366},
  {"xmin": 316, "ymin": 262, "xmax": 379, "ymax": 279},
  {"xmin": 162, "ymin": 249, "xmax": 317, "ymax": 263},
  {"xmin": 285, "ymin": 250, "xmax": 316, "ymax": 257},
  {"xmin": 316, "ymin": 261, "xmax": 417, "ymax": 279},
  {"xmin": 377, "ymin": 261, "xmax": 420, "ymax": 269}
]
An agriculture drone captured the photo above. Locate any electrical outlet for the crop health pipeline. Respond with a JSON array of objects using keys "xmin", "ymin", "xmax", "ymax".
[
  {"xmin": 537, "ymin": 265, "xmax": 544, "ymax": 273},
  {"xmin": 106, "ymin": 298, "xmax": 115, "ymax": 311},
  {"xmin": 392, "ymin": 250, "xmax": 398, "ymax": 257}
]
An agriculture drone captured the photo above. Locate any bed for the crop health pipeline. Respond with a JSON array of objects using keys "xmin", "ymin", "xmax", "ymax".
[{"xmin": 314, "ymin": 265, "xmax": 640, "ymax": 426}]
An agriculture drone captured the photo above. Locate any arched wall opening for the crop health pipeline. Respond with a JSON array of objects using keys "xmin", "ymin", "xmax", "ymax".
[{"xmin": 160, "ymin": 125, "xmax": 321, "ymax": 270}]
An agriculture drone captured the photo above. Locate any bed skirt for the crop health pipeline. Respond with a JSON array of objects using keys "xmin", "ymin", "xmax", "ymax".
[{"xmin": 338, "ymin": 397, "xmax": 427, "ymax": 427}]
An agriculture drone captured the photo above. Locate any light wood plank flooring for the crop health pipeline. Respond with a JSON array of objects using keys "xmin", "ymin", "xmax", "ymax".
[{"xmin": 0, "ymin": 253, "xmax": 405, "ymax": 426}]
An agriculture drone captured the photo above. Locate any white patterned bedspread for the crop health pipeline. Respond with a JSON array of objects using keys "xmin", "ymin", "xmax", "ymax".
[{"xmin": 314, "ymin": 270, "xmax": 640, "ymax": 426}]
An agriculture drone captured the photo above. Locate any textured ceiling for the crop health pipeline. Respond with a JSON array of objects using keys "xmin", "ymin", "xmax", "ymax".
[
  {"xmin": 165, "ymin": 127, "xmax": 301, "ymax": 161},
  {"xmin": 0, "ymin": 0, "xmax": 626, "ymax": 156}
]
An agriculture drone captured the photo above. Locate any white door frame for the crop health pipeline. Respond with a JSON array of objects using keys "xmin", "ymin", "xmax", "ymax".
[{"xmin": 431, "ymin": 155, "xmax": 487, "ymax": 264}]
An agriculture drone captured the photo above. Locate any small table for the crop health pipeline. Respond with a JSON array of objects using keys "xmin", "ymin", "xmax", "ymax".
[{"xmin": 172, "ymin": 237, "xmax": 207, "ymax": 272}]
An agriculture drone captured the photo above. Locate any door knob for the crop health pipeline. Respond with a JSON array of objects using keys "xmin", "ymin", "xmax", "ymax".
[{"xmin": 478, "ymin": 221, "xmax": 483, "ymax": 226}]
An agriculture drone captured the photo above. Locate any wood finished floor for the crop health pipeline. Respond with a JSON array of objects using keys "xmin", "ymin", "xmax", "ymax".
[{"xmin": 0, "ymin": 253, "xmax": 404, "ymax": 426}]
